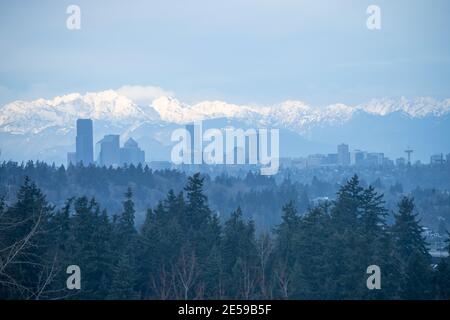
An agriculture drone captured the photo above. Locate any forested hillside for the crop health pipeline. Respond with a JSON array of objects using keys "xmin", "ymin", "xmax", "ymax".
[
  {"xmin": 1, "ymin": 161, "xmax": 450, "ymax": 231},
  {"xmin": 1, "ymin": 174, "xmax": 449, "ymax": 299}
]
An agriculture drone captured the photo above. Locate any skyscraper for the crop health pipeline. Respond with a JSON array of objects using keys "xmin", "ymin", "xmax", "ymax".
[
  {"xmin": 76, "ymin": 119, "xmax": 94, "ymax": 165},
  {"xmin": 185, "ymin": 123, "xmax": 202, "ymax": 164},
  {"xmin": 337, "ymin": 143, "xmax": 350, "ymax": 166}
]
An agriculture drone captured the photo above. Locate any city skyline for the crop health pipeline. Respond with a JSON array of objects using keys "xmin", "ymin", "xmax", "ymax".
[
  {"xmin": 59, "ymin": 118, "xmax": 450, "ymax": 170},
  {"xmin": 67, "ymin": 119, "xmax": 145, "ymax": 167}
]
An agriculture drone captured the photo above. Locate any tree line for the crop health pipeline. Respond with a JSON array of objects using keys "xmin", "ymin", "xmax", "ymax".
[
  {"xmin": 1, "ymin": 173, "xmax": 449, "ymax": 299},
  {"xmin": 1, "ymin": 161, "xmax": 450, "ymax": 232}
]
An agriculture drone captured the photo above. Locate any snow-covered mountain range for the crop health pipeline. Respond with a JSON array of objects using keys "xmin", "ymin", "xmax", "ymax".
[
  {"xmin": 1, "ymin": 90, "xmax": 450, "ymax": 135},
  {"xmin": 0, "ymin": 90, "xmax": 450, "ymax": 164}
]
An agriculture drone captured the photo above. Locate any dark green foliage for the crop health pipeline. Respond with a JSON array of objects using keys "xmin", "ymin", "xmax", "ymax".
[
  {"xmin": 0, "ymin": 177, "xmax": 55, "ymax": 299},
  {"xmin": 391, "ymin": 197, "xmax": 433, "ymax": 299},
  {"xmin": 434, "ymin": 233, "xmax": 450, "ymax": 299},
  {"xmin": 221, "ymin": 207, "xmax": 258, "ymax": 299},
  {"xmin": 2, "ymin": 160, "xmax": 450, "ymax": 233},
  {"xmin": 1, "ymin": 174, "xmax": 448, "ymax": 300}
]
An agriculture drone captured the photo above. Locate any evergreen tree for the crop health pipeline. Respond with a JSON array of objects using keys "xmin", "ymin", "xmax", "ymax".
[
  {"xmin": 434, "ymin": 232, "xmax": 450, "ymax": 299},
  {"xmin": 116, "ymin": 187, "xmax": 137, "ymax": 245},
  {"xmin": 202, "ymin": 212, "xmax": 223, "ymax": 299},
  {"xmin": 185, "ymin": 173, "xmax": 211, "ymax": 230},
  {"xmin": 273, "ymin": 201, "xmax": 300, "ymax": 299},
  {"xmin": 358, "ymin": 186, "xmax": 392, "ymax": 299},
  {"xmin": 68, "ymin": 197, "xmax": 111, "ymax": 299},
  {"xmin": 136, "ymin": 208, "xmax": 158, "ymax": 298},
  {"xmin": 327, "ymin": 176, "xmax": 365, "ymax": 299},
  {"xmin": 221, "ymin": 207, "xmax": 257, "ymax": 299},
  {"xmin": 292, "ymin": 205, "xmax": 332, "ymax": 299},
  {"xmin": 332, "ymin": 175, "xmax": 363, "ymax": 228},
  {"xmin": 107, "ymin": 250, "xmax": 138, "ymax": 299},
  {"xmin": 90, "ymin": 209, "xmax": 114, "ymax": 299},
  {"xmin": 182, "ymin": 173, "xmax": 219, "ymax": 298},
  {"xmin": 109, "ymin": 188, "xmax": 138, "ymax": 299},
  {"xmin": 47, "ymin": 198, "xmax": 74, "ymax": 299},
  {"xmin": 392, "ymin": 197, "xmax": 432, "ymax": 299}
]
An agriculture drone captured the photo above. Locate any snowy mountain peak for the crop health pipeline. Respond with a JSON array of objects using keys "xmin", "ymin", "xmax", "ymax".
[
  {"xmin": 0, "ymin": 90, "xmax": 159, "ymax": 134},
  {"xmin": 358, "ymin": 97, "xmax": 450, "ymax": 117},
  {"xmin": 1, "ymin": 89, "xmax": 449, "ymax": 135}
]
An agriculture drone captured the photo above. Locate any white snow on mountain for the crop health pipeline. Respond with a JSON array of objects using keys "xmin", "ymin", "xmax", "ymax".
[
  {"xmin": 152, "ymin": 96, "xmax": 262, "ymax": 124},
  {"xmin": 358, "ymin": 97, "xmax": 450, "ymax": 117},
  {"xmin": 0, "ymin": 90, "xmax": 159, "ymax": 134},
  {"xmin": 1, "ymin": 89, "xmax": 449, "ymax": 135}
]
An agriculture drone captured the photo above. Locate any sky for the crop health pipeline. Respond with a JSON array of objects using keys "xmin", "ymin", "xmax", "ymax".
[{"xmin": 0, "ymin": 0, "xmax": 449, "ymax": 106}]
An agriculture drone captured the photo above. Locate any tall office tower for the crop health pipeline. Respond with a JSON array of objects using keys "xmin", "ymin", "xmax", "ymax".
[
  {"xmin": 76, "ymin": 119, "xmax": 94, "ymax": 165},
  {"xmin": 97, "ymin": 135, "xmax": 120, "ymax": 167},
  {"xmin": 185, "ymin": 123, "xmax": 202, "ymax": 164},
  {"xmin": 185, "ymin": 124, "xmax": 194, "ymax": 164},
  {"xmin": 337, "ymin": 143, "xmax": 350, "ymax": 166}
]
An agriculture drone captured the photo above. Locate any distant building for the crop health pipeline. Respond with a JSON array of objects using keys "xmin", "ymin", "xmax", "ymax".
[
  {"xmin": 185, "ymin": 123, "xmax": 202, "ymax": 164},
  {"xmin": 307, "ymin": 154, "xmax": 325, "ymax": 167},
  {"xmin": 396, "ymin": 157, "xmax": 406, "ymax": 166},
  {"xmin": 383, "ymin": 157, "xmax": 394, "ymax": 167},
  {"xmin": 430, "ymin": 153, "xmax": 444, "ymax": 165},
  {"xmin": 280, "ymin": 157, "xmax": 293, "ymax": 168},
  {"xmin": 67, "ymin": 152, "xmax": 76, "ymax": 167},
  {"xmin": 366, "ymin": 153, "xmax": 384, "ymax": 167},
  {"xmin": 325, "ymin": 153, "xmax": 338, "ymax": 166},
  {"xmin": 185, "ymin": 123, "xmax": 195, "ymax": 160},
  {"xmin": 337, "ymin": 144, "xmax": 350, "ymax": 166},
  {"xmin": 291, "ymin": 157, "xmax": 307, "ymax": 169},
  {"xmin": 97, "ymin": 135, "xmax": 120, "ymax": 167},
  {"xmin": 76, "ymin": 119, "xmax": 94, "ymax": 165},
  {"xmin": 352, "ymin": 150, "xmax": 366, "ymax": 166},
  {"xmin": 120, "ymin": 138, "xmax": 145, "ymax": 166}
]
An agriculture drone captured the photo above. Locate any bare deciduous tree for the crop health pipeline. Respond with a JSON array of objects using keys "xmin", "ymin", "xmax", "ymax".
[
  {"xmin": 150, "ymin": 264, "xmax": 173, "ymax": 300},
  {"xmin": 0, "ymin": 209, "xmax": 62, "ymax": 300},
  {"xmin": 238, "ymin": 260, "xmax": 257, "ymax": 300},
  {"xmin": 275, "ymin": 261, "xmax": 292, "ymax": 299},
  {"xmin": 174, "ymin": 248, "xmax": 198, "ymax": 300},
  {"xmin": 257, "ymin": 233, "xmax": 273, "ymax": 299}
]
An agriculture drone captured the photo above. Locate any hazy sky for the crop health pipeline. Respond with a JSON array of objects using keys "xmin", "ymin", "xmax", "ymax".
[{"xmin": 0, "ymin": 0, "xmax": 449, "ymax": 106}]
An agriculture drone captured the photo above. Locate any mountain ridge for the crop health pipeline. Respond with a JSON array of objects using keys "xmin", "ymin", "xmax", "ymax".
[
  {"xmin": 1, "ymin": 90, "xmax": 450, "ymax": 135},
  {"xmin": 1, "ymin": 90, "xmax": 449, "ymax": 164}
]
